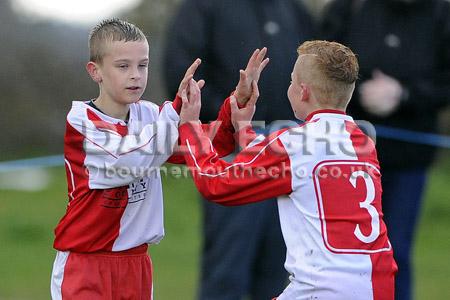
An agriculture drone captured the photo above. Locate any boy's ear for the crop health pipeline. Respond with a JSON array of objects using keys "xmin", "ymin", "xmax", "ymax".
[
  {"xmin": 86, "ymin": 61, "xmax": 102, "ymax": 83},
  {"xmin": 300, "ymin": 83, "xmax": 310, "ymax": 102}
]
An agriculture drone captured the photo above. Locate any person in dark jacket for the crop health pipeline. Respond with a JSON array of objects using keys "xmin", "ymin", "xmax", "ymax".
[
  {"xmin": 163, "ymin": 0, "xmax": 315, "ymax": 299},
  {"xmin": 321, "ymin": 0, "xmax": 450, "ymax": 299}
]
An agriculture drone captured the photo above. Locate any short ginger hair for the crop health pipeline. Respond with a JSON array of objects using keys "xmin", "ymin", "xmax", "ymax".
[
  {"xmin": 297, "ymin": 40, "xmax": 359, "ymax": 108},
  {"xmin": 89, "ymin": 18, "xmax": 147, "ymax": 63}
]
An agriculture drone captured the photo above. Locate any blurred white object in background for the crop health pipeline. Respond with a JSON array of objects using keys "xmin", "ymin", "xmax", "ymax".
[
  {"xmin": 0, "ymin": 168, "xmax": 51, "ymax": 191},
  {"xmin": 0, "ymin": 155, "xmax": 62, "ymax": 191},
  {"xmin": 11, "ymin": 0, "xmax": 142, "ymax": 24}
]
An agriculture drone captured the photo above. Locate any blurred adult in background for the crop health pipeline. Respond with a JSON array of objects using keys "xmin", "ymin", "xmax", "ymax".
[
  {"xmin": 164, "ymin": 0, "xmax": 315, "ymax": 299},
  {"xmin": 321, "ymin": 0, "xmax": 450, "ymax": 299}
]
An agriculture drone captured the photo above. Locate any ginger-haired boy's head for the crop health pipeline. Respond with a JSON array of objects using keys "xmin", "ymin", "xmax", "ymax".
[
  {"xmin": 288, "ymin": 40, "xmax": 359, "ymax": 120},
  {"xmin": 86, "ymin": 19, "xmax": 149, "ymax": 120}
]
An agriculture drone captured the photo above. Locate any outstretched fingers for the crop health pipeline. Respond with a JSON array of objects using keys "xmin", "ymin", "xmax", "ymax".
[
  {"xmin": 178, "ymin": 75, "xmax": 193, "ymax": 96},
  {"xmin": 256, "ymin": 47, "xmax": 267, "ymax": 65},
  {"xmin": 178, "ymin": 58, "xmax": 202, "ymax": 95},
  {"xmin": 188, "ymin": 79, "xmax": 201, "ymax": 106},
  {"xmin": 245, "ymin": 47, "xmax": 269, "ymax": 83},
  {"xmin": 247, "ymin": 47, "xmax": 267, "ymax": 69},
  {"xmin": 185, "ymin": 58, "xmax": 202, "ymax": 77},
  {"xmin": 179, "ymin": 79, "xmax": 202, "ymax": 124},
  {"xmin": 245, "ymin": 49, "xmax": 260, "ymax": 69},
  {"xmin": 258, "ymin": 57, "xmax": 270, "ymax": 74}
]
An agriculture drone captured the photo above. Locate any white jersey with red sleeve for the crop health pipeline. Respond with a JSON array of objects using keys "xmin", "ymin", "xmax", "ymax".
[
  {"xmin": 54, "ymin": 100, "xmax": 179, "ymax": 252},
  {"xmin": 179, "ymin": 110, "xmax": 398, "ymax": 300}
]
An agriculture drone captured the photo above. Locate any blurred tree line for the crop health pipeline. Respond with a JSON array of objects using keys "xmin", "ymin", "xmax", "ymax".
[
  {"xmin": 0, "ymin": 1, "xmax": 94, "ymax": 159},
  {"xmin": 0, "ymin": 0, "xmax": 193, "ymax": 160},
  {"xmin": 0, "ymin": 0, "xmax": 447, "ymax": 161}
]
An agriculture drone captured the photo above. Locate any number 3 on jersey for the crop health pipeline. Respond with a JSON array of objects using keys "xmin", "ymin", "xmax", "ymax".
[{"xmin": 313, "ymin": 161, "xmax": 392, "ymax": 254}]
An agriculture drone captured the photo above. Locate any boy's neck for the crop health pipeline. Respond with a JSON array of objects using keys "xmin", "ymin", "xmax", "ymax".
[{"xmin": 93, "ymin": 95, "xmax": 130, "ymax": 121}]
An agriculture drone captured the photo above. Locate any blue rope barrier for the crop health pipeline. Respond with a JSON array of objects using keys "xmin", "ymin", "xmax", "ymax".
[
  {"xmin": 375, "ymin": 125, "xmax": 450, "ymax": 149},
  {"xmin": 0, "ymin": 155, "xmax": 64, "ymax": 172}
]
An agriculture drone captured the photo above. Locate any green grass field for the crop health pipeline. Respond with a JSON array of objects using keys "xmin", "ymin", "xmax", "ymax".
[{"xmin": 0, "ymin": 153, "xmax": 449, "ymax": 299}]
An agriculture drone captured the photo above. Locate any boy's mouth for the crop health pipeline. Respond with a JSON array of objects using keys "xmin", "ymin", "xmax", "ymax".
[{"xmin": 126, "ymin": 86, "xmax": 141, "ymax": 91}]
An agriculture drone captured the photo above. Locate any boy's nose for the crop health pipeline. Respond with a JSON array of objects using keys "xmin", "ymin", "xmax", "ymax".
[{"xmin": 130, "ymin": 67, "xmax": 141, "ymax": 80}]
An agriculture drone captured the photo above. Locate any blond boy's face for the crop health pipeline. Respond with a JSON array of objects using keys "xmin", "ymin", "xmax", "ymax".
[
  {"xmin": 96, "ymin": 40, "xmax": 149, "ymax": 105},
  {"xmin": 287, "ymin": 57, "xmax": 305, "ymax": 119}
]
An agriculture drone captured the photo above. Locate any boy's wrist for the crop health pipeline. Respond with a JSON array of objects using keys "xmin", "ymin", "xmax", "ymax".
[
  {"xmin": 232, "ymin": 90, "xmax": 249, "ymax": 107},
  {"xmin": 232, "ymin": 120, "xmax": 251, "ymax": 132},
  {"xmin": 179, "ymin": 119, "xmax": 201, "ymax": 126}
]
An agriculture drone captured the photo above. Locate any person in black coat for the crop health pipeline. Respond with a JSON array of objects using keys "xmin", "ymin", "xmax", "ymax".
[
  {"xmin": 321, "ymin": 0, "xmax": 450, "ymax": 299},
  {"xmin": 163, "ymin": 0, "xmax": 315, "ymax": 299}
]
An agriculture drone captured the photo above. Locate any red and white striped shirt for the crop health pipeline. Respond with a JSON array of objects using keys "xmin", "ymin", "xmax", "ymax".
[
  {"xmin": 54, "ymin": 97, "xmax": 235, "ymax": 253},
  {"xmin": 180, "ymin": 109, "xmax": 398, "ymax": 300}
]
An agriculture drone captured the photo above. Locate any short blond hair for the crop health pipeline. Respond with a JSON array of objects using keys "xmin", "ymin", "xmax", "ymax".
[
  {"xmin": 89, "ymin": 18, "xmax": 147, "ymax": 63},
  {"xmin": 297, "ymin": 40, "xmax": 359, "ymax": 107}
]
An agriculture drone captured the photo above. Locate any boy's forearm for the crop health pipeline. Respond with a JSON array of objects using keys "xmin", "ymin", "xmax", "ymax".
[
  {"xmin": 233, "ymin": 125, "xmax": 258, "ymax": 149},
  {"xmin": 179, "ymin": 122, "xmax": 293, "ymax": 205},
  {"xmin": 208, "ymin": 96, "xmax": 235, "ymax": 156}
]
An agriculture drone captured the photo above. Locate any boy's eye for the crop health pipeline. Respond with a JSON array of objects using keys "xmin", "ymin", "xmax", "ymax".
[
  {"xmin": 118, "ymin": 65, "xmax": 128, "ymax": 69},
  {"xmin": 139, "ymin": 64, "xmax": 148, "ymax": 68}
]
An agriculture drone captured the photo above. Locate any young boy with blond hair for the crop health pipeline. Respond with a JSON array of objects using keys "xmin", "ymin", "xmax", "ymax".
[
  {"xmin": 50, "ymin": 19, "xmax": 268, "ymax": 299},
  {"xmin": 179, "ymin": 40, "xmax": 398, "ymax": 299}
]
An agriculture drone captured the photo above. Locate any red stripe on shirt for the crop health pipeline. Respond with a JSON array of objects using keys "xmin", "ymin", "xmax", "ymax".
[
  {"xmin": 87, "ymin": 109, "xmax": 128, "ymax": 137},
  {"xmin": 54, "ymin": 121, "xmax": 126, "ymax": 252},
  {"xmin": 345, "ymin": 120, "xmax": 397, "ymax": 299}
]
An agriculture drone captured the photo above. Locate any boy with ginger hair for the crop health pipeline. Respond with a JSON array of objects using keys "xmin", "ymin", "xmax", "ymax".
[
  {"xmin": 50, "ymin": 19, "xmax": 268, "ymax": 299},
  {"xmin": 179, "ymin": 40, "xmax": 398, "ymax": 300}
]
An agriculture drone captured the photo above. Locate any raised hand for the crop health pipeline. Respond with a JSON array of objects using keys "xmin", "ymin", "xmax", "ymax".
[
  {"xmin": 177, "ymin": 58, "xmax": 206, "ymax": 97},
  {"xmin": 234, "ymin": 48, "xmax": 269, "ymax": 105},
  {"xmin": 180, "ymin": 79, "xmax": 202, "ymax": 125},
  {"xmin": 231, "ymin": 81, "xmax": 259, "ymax": 132}
]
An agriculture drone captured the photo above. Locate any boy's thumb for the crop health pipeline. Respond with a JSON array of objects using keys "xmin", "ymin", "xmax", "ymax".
[{"xmin": 239, "ymin": 70, "xmax": 245, "ymax": 80}]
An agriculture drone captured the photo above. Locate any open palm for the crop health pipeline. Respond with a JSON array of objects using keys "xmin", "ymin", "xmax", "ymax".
[{"xmin": 234, "ymin": 48, "xmax": 269, "ymax": 105}]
